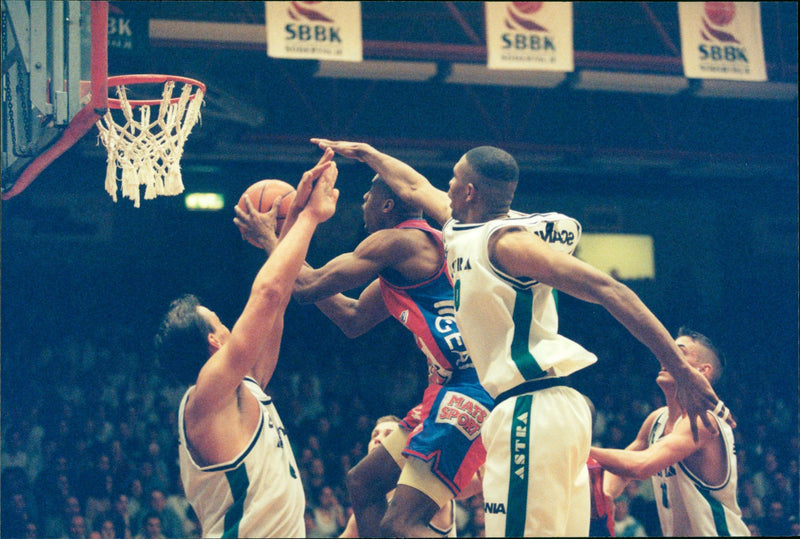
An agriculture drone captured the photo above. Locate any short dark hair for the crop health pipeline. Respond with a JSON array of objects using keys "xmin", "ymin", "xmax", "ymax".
[
  {"xmin": 677, "ymin": 326, "xmax": 725, "ymax": 385},
  {"xmin": 371, "ymin": 175, "xmax": 421, "ymax": 218},
  {"xmin": 464, "ymin": 146, "xmax": 519, "ymax": 184},
  {"xmin": 154, "ymin": 294, "xmax": 212, "ymax": 386}
]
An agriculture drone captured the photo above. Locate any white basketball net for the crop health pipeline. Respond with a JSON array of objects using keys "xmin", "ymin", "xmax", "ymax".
[{"xmin": 96, "ymin": 80, "xmax": 204, "ymax": 207}]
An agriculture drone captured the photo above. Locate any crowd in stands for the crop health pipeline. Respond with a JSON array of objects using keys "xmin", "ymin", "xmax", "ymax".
[{"xmin": 2, "ymin": 310, "xmax": 797, "ymax": 538}]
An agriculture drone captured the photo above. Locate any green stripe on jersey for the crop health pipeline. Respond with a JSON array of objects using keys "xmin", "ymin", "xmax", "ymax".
[
  {"xmin": 698, "ymin": 487, "xmax": 731, "ymax": 536},
  {"xmin": 510, "ymin": 290, "xmax": 546, "ymax": 379},
  {"xmin": 506, "ymin": 395, "xmax": 532, "ymax": 537},
  {"xmin": 223, "ymin": 465, "xmax": 250, "ymax": 538}
]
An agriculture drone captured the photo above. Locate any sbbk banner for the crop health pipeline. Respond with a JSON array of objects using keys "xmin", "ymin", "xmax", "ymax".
[
  {"xmin": 266, "ymin": 1, "xmax": 363, "ymax": 62},
  {"xmin": 678, "ymin": 2, "xmax": 767, "ymax": 81},
  {"xmin": 484, "ymin": 2, "xmax": 574, "ymax": 72}
]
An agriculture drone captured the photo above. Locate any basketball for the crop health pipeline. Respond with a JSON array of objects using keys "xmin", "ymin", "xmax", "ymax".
[{"xmin": 237, "ymin": 179, "xmax": 297, "ymax": 240}]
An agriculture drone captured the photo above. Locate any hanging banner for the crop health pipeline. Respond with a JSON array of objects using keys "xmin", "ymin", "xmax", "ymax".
[
  {"xmin": 266, "ymin": 1, "xmax": 363, "ymax": 61},
  {"xmin": 678, "ymin": 2, "xmax": 766, "ymax": 81},
  {"xmin": 485, "ymin": 2, "xmax": 574, "ymax": 72}
]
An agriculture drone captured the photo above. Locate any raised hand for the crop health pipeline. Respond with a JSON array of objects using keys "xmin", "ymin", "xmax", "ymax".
[
  {"xmin": 310, "ymin": 138, "xmax": 371, "ymax": 162},
  {"xmin": 672, "ymin": 366, "xmax": 736, "ymax": 441},
  {"xmin": 304, "ymin": 160, "xmax": 339, "ymax": 224},
  {"xmin": 281, "ymin": 148, "xmax": 336, "ymax": 237}
]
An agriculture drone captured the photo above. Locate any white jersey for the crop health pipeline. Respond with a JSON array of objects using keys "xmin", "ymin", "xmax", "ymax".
[
  {"xmin": 442, "ymin": 212, "xmax": 597, "ymax": 398},
  {"xmin": 648, "ymin": 409, "xmax": 750, "ymax": 536},
  {"xmin": 178, "ymin": 377, "xmax": 306, "ymax": 538}
]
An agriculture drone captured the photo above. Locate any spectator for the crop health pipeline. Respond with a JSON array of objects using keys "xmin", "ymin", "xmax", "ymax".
[
  {"xmin": 165, "ymin": 473, "xmax": 197, "ymax": 538},
  {"xmin": 133, "ymin": 512, "xmax": 165, "ymax": 539},
  {"xmin": 759, "ymin": 498, "xmax": 793, "ymax": 537},
  {"xmin": 140, "ymin": 489, "xmax": 182, "ymax": 539},
  {"xmin": 95, "ymin": 517, "xmax": 117, "ymax": 539},
  {"xmin": 304, "ymin": 506, "xmax": 321, "ymax": 538},
  {"xmin": 25, "ymin": 521, "xmax": 40, "ymax": 539},
  {"xmin": 310, "ymin": 485, "xmax": 347, "ymax": 537},
  {"xmin": 2, "ymin": 491, "xmax": 35, "ymax": 538},
  {"xmin": 66, "ymin": 514, "xmax": 89, "ymax": 539},
  {"xmin": 43, "ymin": 495, "xmax": 83, "ymax": 539},
  {"xmin": 99, "ymin": 492, "xmax": 134, "ymax": 539}
]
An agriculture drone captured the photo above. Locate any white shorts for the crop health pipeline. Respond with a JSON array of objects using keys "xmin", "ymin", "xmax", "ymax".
[{"xmin": 481, "ymin": 385, "xmax": 592, "ymax": 537}]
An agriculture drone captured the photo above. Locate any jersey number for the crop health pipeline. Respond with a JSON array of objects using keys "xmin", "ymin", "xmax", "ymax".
[{"xmin": 454, "ymin": 279, "xmax": 461, "ymax": 310}]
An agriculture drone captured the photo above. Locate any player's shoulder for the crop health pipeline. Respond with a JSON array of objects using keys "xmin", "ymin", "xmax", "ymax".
[{"xmin": 358, "ymin": 226, "xmax": 434, "ymax": 258}]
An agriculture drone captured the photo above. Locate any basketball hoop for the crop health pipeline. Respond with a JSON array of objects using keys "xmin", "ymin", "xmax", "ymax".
[{"xmin": 96, "ymin": 74, "xmax": 205, "ymax": 207}]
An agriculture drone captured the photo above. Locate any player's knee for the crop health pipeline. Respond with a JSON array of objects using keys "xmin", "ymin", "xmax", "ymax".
[
  {"xmin": 380, "ymin": 500, "xmax": 433, "ymax": 538},
  {"xmin": 346, "ymin": 465, "xmax": 373, "ymax": 503}
]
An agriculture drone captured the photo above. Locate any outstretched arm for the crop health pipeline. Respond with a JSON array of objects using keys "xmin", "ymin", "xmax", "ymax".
[
  {"xmin": 192, "ymin": 160, "xmax": 339, "ymax": 419},
  {"xmin": 595, "ymin": 410, "xmax": 660, "ymax": 499},
  {"xmin": 592, "ymin": 411, "xmax": 718, "ymax": 481},
  {"xmin": 235, "ymin": 207, "xmax": 410, "ymax": 337},
  {"xmin": 490, "ymin": 227, "xmax": 729, "ymax": 440},
  {"xmin": 311, "ymin": 138, "xmax": 452, "ymax": 226}
]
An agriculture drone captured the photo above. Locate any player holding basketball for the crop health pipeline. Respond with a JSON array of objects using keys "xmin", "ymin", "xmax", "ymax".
[
  {"xmin": 155, "ymin": 156, "xmax": 339, "ymax": 537},
  {"xmin": 235, "ymin": 158, "xmax": 492, "ymax": 538},
  {"xmin": 590, "ymin": 327, "xmax": 749, "ymax": 536},
  {"xmin": 310, "ymin": 138, "xmax": 732, "ymax": 537}
]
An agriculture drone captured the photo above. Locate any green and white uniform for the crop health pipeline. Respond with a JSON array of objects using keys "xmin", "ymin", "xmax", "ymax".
[
  {"xmin": 649, "ymin": 411, "xmax": 750, "ymax": 536},
  {"xmin": 178, "ymin": 377, "xmax": 306, "ymax": 538},
  {"xmin": 443, "ymin": 211, "xmax": 597, "ymax": 537}
]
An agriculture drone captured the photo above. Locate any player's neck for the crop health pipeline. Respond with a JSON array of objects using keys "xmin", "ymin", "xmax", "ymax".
[{"xmin": 664, "ymin": 395, "xmax": 685, "ymax": 430}]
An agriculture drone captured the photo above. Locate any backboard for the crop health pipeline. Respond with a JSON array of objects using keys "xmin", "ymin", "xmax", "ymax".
[{"xmin": 1, "ymin": 0, "xmax": 108, "ymax": 199}]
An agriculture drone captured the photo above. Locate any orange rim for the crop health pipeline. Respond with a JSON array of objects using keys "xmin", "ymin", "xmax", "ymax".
[{"xmin": 106, "ymin": 74, "xmax": 206, "ymax": 108}]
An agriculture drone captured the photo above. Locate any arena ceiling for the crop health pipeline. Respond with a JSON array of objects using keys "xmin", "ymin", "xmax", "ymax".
[{"xmin": 81, "ymin": 1, "xmax": 798, "ymax": 182}]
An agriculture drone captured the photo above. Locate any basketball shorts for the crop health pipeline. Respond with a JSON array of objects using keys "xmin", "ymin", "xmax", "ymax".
[
  {"xmin": 400, "ymin": 372, "xmax": 494, "ymax": 504},
  {"xmin": 481, "ymin": 385, "xmax": 592, "ymax": 537}
]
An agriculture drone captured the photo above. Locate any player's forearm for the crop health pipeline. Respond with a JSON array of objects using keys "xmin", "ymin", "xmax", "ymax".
[
  {"xmin": 602, "ymin": 468, "xmax": 631, "ymax": 500},
  {"xmin": 594, "ymin": 280, "xmax": 692, "ymax": 377},
  {"xmin": 361, "ymin": 146, "xmax": 430, "ymax": 199},
  {"xmin": 253, "ymin": 212, "xmax": 320, "ymax": 299},
  {"xmin": 313, "ymin": 295, "xmax": 374, "ymax": 338},
  {"xmin": 590, "ymin": 447, "xmax": 659, "ymax": 480}
]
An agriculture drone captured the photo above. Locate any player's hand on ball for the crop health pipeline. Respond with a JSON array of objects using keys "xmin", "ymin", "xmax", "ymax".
[{"xmin": 234, "ymin": 194, "xmax": 280, "ymax": 253}]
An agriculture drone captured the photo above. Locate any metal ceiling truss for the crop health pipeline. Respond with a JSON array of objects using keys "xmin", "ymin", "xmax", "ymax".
[{"xmin": 116, "ymin": 2, "xmax": 798, "ymax": 179}]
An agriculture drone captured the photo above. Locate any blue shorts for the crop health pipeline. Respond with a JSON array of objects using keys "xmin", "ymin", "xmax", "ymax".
[{"xmin": 402, "ymin": 369, "xmax": 494, "ymax": 495}]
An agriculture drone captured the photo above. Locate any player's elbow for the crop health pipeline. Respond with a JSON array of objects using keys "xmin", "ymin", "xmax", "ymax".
[
  {"xmin": 330, "ymin": 316, "xmax": 369, "ymax": 339},
  {"xmin": 252, "ymin": 281, "xmax": 288, "ymax": 309}
]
